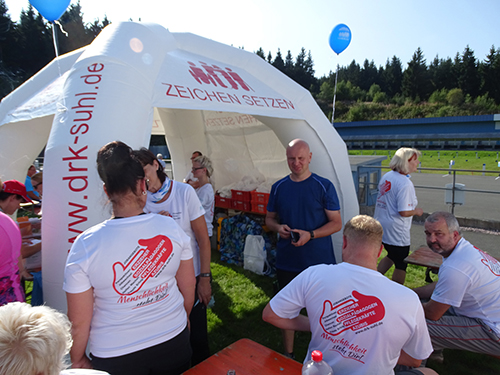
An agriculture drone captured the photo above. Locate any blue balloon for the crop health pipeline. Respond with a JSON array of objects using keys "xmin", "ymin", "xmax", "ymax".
[
  {"xmin": 29, "ymin": 0, "xmax": 71, "ymax": 22},
  {"xmin": 329, "ymin": 24, "xmax": 352, "ymax": 54}
]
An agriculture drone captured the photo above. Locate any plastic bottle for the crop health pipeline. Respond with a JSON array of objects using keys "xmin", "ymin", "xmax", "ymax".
[{"xmin": 302, "ymin": 350, "xmax": 333, "ymax": 375}]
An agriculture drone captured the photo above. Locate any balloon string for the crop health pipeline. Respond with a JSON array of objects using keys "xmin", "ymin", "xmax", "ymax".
[
  {"xmin": 51, "ymin": 21, "xmax": 68, "ymax": 117},
  {"xmin": 54, "ymin": 20, "xmax": 68, "ymax": 37},
  {"xmin": 51, "ymin": 22, "xmax": 59, "ymax": 58},
  {"xmin": 331, "ymin": 62, "xmax": 339, "ymax": 125}
]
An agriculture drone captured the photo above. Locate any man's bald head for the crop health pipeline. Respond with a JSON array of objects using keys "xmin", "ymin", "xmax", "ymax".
[
  {"xmin": 286, "ymin": 139, "xmax": 312, "ymax": 181},
  {"xmin": 287, "ymin": 139, "xmax": 310, "ymax": 153}
]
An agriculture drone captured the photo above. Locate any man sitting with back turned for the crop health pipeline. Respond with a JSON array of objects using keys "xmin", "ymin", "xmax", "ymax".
[
  {"xmin": 263, "ymin": 215, "xmax": 436, "ymax": 375},
  {"xmin": 414, "ymin": 211, "xmax": 500, "ymax": 361}
]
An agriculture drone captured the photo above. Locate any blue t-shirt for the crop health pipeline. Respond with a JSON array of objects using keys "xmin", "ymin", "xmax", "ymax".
[
  {"xmin": 267, "ymin": 173, "xmax": 340, "ymax": 272},
  {"xmin": 24, "ymin": 175, "xmax": 39, "ymax": 198}
]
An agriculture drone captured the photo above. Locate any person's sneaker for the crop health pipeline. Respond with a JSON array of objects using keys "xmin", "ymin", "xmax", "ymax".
[
  {"xmin": 284, "ymin": 351, "xmax": 295, "ymax": 360},
  {"xmin": 429, "ymin": 349, "xmax": 444, "ymax": 364}
]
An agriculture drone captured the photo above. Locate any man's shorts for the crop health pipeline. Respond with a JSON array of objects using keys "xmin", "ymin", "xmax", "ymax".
[{"xmin": 383, "ymin": 243, "xmax": 410, "ymax": 271}]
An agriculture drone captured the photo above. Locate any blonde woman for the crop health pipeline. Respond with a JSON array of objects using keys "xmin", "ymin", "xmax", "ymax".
[
  {"xmin": 192, "ymin": 155, "xmax": 215, "ymax": 238},
  {"xmin": 374, "ymin": 147, "xmax": 423, "ymax": 285}
]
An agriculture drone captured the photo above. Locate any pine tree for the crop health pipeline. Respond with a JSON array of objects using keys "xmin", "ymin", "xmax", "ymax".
[
  {"xmin": 359, "ymin": 59, "xmax": 379, "ymax": 91},
  {"xmin": 339, "ymin": 60, "xmax": 361, "ymax": 87},
  {"xmin": 14, "ymin": 5, "xmax": 52, "ymax": 80},
  {"xmin": 272, "ymin": 48, "xmax": 285, "ymax": 72},
  {"xmin": 0, "ymin": 0, "xmax": 19, "ymax": 96},
  {"xmin": 284, "ymin": 50, "xmax": 294, "ymax": 76},
  {"xmin": 291, "ymin": 47, "xmax": 316, "ymax": 90},
  {"xmin": 480, "ymin": 45, "xmax": 500, "ymax": 104},
  {"xmin": 266, "ymin": 51, "xmax": 272, "ymax": 63},
  {"xmin": 428, "ymin": 56, "xmax": 455, "ymax": 91},
  {"xmin": 255, "ymin": 47, "xmax": 265, "ymax": 59},
  {"xmin": 383, "ymin": 56, "xmax": 403, "ymax": 97},
  {"xmin": 402, "ymin": 47, "xmax": 430, "ymax": 100},
  {"xmin": 57, "ymin": 1, "xmax": 94, "ymax": 54},
  {"xmin": 457, "ymin": 46, "xmax": 480, "ymax": 98}
]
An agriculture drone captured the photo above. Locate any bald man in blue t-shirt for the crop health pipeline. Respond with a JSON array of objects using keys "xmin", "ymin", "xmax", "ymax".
[{"xmin": 265, "ymin": 138, "xmax": 342, "ymax": 358}]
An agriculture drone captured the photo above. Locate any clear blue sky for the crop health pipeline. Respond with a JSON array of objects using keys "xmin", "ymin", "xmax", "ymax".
[{"xmin": 5, "ymin": 0, "xmax": 500, "ymax": 77}]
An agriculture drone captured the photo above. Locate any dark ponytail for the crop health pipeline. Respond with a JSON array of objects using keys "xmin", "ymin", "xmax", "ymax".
[{"xmin": 97, "ymin": 141, "xmax": 145, "ymax": 197}]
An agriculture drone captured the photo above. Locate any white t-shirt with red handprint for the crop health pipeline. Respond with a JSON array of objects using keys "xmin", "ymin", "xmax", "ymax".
[
  {"xmin": 270, "ymin": 263, "xmax": 432, "ymax": 375},
  {"xmin": 145, "ymin": 181, "xmax": 205, "ymax": 275},
  {"xmin": 432, "ymin": 237, "xmax": 500, "ymax": 336},
  {"xmin": 64, "ymin": 213, "xmax": 193, "ymax": 358},
  {"xmin": 374, "ymin": 170, "xmax": 418, "ymax": 246}
]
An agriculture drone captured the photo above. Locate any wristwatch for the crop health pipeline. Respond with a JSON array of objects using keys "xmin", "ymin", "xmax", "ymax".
[{"xmin": 309, "ymin": 230, "xmax": 315, "ymax": 239}]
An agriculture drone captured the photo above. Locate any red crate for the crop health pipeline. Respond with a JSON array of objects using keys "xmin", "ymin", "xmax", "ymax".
[
  {"xmin": 215, "ymin": 195, "xmax": 232, "ymax": 209},
  {"xmin": 231, "ymin": 189, "xmax": 253, "ymax": 202},
  {"xmin": 251, "ymin": 191, "xmax": 270, "ymax": 205},
  {"xmin": 231, "ymin": 200, "xmax": 251, "ymax": 211},
  {"xmin": 251, "ymin": 202, "xmax": 267, "ymax": 214}
]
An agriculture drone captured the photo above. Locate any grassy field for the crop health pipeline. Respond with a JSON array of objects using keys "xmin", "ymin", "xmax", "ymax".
[
  {"xmin": 349, "ymin": 149, "xmax": 500, "ymax": 176},
  {"xmin": 207, "ymin": 248, "xmax": 500, "ymax": 374}
]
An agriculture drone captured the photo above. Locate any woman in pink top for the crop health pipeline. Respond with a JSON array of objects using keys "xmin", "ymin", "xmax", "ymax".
[{"xmin": 0, "ymin": 179, "xmax": 33, "ymax": 305}]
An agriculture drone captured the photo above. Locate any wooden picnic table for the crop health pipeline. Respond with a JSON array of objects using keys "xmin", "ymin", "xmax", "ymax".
[
  {"xmin": 404, "ymin": 246, "xmax": 443, "ymax": 282},
  {"xmin": 182, "ymin": 338, "xmax": 302, "ymax": 375}
]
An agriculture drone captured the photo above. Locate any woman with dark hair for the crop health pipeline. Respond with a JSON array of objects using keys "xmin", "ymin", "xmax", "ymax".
[
  {"xmin": 64, "ymin": 141, "xmax": 195, "ymax": 375},
  {"xmin": 374, "ymin": 147, "xmax": 424, "ymax": 285},
  {"xmin": 133, "ymin": 148, "xmax": 212, "ymax": 365}
]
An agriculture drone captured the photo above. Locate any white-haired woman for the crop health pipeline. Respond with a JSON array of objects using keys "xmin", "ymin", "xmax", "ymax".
[
  {"xmin": 374, "ymin": 147, "xmax": 423, "ymax": 285},
  {"xmin": 0, "ymin": 302, "xmax": 72, "ymax": 375},
  {"xmin": 192, "ymin": 155, "xmax": 215, "ymax": 238}
]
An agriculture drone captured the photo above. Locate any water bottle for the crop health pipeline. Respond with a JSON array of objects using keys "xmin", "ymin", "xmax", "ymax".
[{"xmin": 302, "ymin": 350, "xmax": 333, "ymax": 375}]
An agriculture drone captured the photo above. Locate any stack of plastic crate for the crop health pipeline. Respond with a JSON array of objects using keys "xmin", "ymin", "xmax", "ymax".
[{"xmin": 250, "ymin": 191, "xmax": 270, "ymax": 214}]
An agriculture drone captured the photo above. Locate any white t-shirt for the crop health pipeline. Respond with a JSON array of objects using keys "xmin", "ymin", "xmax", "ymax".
[
  {"xmin": 145, "ymin": 181, "xmax": 205, "ymax": 276},
  {"xmin": 432, "ymin": 237, "xmax": 500, "ymax": 336},
  {"xmin": 374, "ymin": 170, "xmax": 418, "ymax": 246},
  {"xmin": 270, "ymin": 263, "xmax": 432, "ymax": 375},
  {"xmin": 196, "ymin": 183, "xmax": 214, "ymax": 236},
  {"xmin": 63, "ymin": 214, "xmax": 192, "ymax": 358}
]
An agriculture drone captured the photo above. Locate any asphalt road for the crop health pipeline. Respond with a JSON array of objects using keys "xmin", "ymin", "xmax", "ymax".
[
  {"xmin": 408, "ymin": 172, "xmax": 500, "ymax": 259},
  {"xmin": 410, "ymin": 172, "xmax": 500, "ymax": 223}
]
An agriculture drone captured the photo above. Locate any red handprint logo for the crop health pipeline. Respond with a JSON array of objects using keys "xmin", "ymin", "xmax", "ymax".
[
  {"xmin": 320, "ymin": 291, "xmax": 385, "ymax": 336},
  {"xmin": 112, "ymin": 235, "xmax": 173, "ymax": 296},
  {"xmin": 379, "ymin": 180, "xmax": 391, "ymax": 197},
  {"xmin": 478, "ymin": 248, "xmax": 500, "ymax": 276}
]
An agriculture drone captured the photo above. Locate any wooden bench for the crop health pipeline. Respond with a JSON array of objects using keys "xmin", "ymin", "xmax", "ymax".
[
  {"xmin": 404, "ymin": 246, "xmax": 443, "ymax": 282},
  {"xmin": 183, "ymin": 338, "xmax": 302, "ymax": 374}
]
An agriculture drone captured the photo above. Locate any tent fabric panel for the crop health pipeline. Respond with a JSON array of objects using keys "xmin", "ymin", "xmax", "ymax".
[
  {"xmin": 157, "ymin": 108, "xmax": 207, "ymax": 180},
  {"xmin": 151, "ymin": 48, "xmax": 304, "ymax": 120},
  {"xmin": 0, "ymin": 48, "xmax": 84, "ymax": 126},
  {"xmin": 42, "ymin": 22, "xmax": 176, "ymax": 311},
  {"xmin": 0, "ymin": 117, "xmax": 53, "ymax": 182}
]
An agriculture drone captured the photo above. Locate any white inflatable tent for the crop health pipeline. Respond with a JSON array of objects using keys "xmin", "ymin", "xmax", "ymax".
[{"xmin": 0, "ymin": 22, "xmax": 358, "ymax": 311}]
